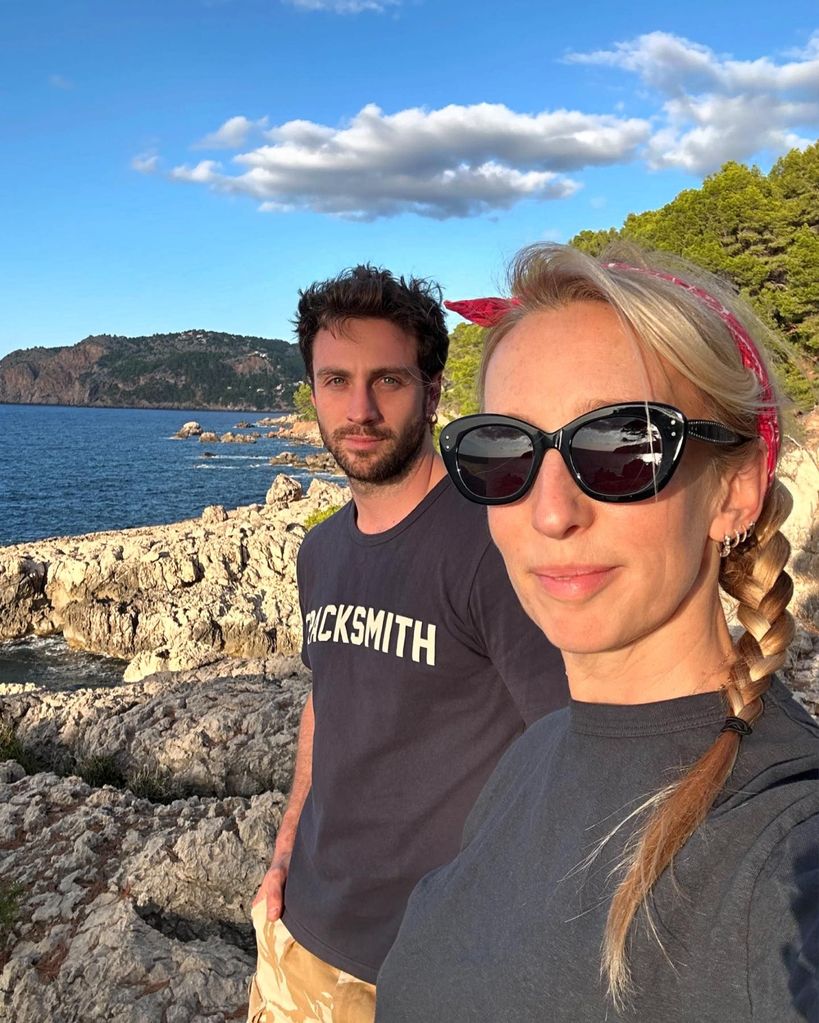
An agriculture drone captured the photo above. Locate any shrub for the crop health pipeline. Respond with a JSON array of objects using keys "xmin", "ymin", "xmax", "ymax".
[{"xmin": 304, "ymin": 505, "xmax": 342, "ymax": 530}]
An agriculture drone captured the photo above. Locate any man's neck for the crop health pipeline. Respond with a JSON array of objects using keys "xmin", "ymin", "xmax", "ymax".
[{"xmin": 350, "ymin": 447, "xmax": 447, "ymax": 535}]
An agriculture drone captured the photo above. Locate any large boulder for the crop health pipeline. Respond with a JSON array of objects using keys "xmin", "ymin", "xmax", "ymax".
[
  {"xmin": 174, "ymin": 421, "xmax": 202, "ymax": 439},
  {"xmin": 265, "ymin": 474, "xmax": 303, "ymax": 509}
]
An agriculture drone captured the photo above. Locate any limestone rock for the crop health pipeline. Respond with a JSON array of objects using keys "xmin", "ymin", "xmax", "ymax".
[
  {"xmin": 269, "ymin": 450, "xmax": 341, "ymax": 473},
  {"xmin": 307, "ymin": 477, "xmax": 348, "ymax": 510},
  {"xmin": 266, "ymin": 474, "xmax": 303, "ymax": 508},
  {"xmin": 175, "ymin": 421, "xmax": 202, "ymax": 439},
  {"xmin": 202, "ymin": 504, "xmax": 229, "ymax": 524},
  {"xmin": 199, "ymin": 431, "xmax": 219, "ymax": 443},
  {"xmin": 0, "ymin": 771, "xmax": 284, "ymax": 1022},
  {"xmin": 0, "ymin": 656, "xmax": 310, "ymax": 797},
  {"xmin": 220, "ymin": 432, "xmax": 258, "ymax": 444},
  {"xmin": 0, "ymin": 482, "xmax": 347, "ymax": 677}
]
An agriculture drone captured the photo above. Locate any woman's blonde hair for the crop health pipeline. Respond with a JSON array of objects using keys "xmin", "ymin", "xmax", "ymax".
[{"xmin": 479, "ymin": 243, "xmax": 795, "ymax": 1006}]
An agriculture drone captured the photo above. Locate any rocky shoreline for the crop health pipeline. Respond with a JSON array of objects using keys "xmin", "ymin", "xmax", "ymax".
[
  {"xmin": 0, "ymin": 440, "xmax": 816, "ymax": 1021},
  {"xmin": 0, "ymin": 474, "xmax": 348, "ymax": 682},
  {"xmin": 174, "ymin": 415, "xmax": 337, "ymax": 472},
  {"xmin": 0, "ymin": 658, "xmax": 307, "ymax": 1023},
  {"xmin": 0, "ymin": 476, "xmax": 349, "ymax": 1021}
]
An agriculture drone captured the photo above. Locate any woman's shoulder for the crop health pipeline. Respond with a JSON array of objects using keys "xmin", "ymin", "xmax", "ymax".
[
  {"xmin": 459, "ymin": 707, "xmax": 570, "ymax": 847},
  {"xmin": 765, "ymin": 677, "xmax": 819, "ymax": 744}
]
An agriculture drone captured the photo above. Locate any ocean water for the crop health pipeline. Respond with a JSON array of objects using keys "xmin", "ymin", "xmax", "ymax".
[
  {"xmin": 0, "ymin": 403, "xmax": 333, "ymax": 547},
  {"xmin": 0, "ymin": 636, "xmax": 126, "ymax": 690},
  {"xmin": 0, "ymin": 403, "xmax": 336, "ymax": 688}
]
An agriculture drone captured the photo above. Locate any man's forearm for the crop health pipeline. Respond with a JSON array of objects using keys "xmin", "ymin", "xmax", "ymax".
[{"xmin": 272, "ymin": 692, "xmax": 314, "ymax": 859}]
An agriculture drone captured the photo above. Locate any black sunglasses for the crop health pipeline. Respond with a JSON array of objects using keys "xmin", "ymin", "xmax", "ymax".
[{"xmin": 440, "ymin": 402, "xmax": 751, "ymax": 505}]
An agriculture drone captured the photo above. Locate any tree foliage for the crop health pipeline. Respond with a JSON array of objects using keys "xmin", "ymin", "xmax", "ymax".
[
  {"xmin": 293, "ymin": 381, "xmax": 317, "ymax": 420},
  {"xmin": 571, "ymin": 144, "xmax": 819, "ymax": 407},
  {"xmin": 440, "ymin": 323, "xmax": 484, "ymax": 419}
]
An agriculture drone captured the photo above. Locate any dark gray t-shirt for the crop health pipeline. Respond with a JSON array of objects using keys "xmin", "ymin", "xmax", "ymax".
[
  {"xmin": 282, "ymin": 477, "xmax": 567, "ymax": 983},
  {"xmin": 377, "ymin": 678, "xmax": 819, "ymax": 1022}
]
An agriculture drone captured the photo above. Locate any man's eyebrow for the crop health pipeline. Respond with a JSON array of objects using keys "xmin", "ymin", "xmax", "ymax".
[
  {"xmin": 315, "ymin": 367, "xmax": 350, "ymax": 378},
  {"xmin": 315, "ymin": 365, "xmax": 415, "ymax": 379}
]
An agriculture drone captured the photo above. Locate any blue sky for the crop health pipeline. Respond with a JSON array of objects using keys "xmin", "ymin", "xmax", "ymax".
[{"xmin": 2, "ymin": 0, "xmax": 818, "ymax": 358}]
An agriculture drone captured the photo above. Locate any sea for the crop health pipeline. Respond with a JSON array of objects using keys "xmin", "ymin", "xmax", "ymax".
[{"xmin": 0, "ymin": 403, "xmax": 337, "ymax": 689}]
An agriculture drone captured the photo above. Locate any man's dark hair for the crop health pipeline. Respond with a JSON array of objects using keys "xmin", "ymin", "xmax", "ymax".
[{"xmin": 295, "ymin": 265, "xmax": 449, "ymax": 382}]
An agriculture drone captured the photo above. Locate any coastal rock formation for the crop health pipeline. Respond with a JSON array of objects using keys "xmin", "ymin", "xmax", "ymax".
[
  {"xmin": 257, "ymin": 414, "xmax": 323, "ymax": 447},
  {"xmin": 0, "ymin": 655, "xmax": 310, "ymax": 1021},
  {"xmin": 269, "ymin": 450, "xmax": 341, "ymax": 474},
  {"xmin": 220, "ymin": 432, "xmax": 259, "ymax": 444},
  {"xmin": 0, "ymin": 330, "xmax": 302, "ymax": 411},
  {"xmin": 0, "ymin": 656, "xmax": 310, "ymax": 797},
  {"xmin": 0, "ymin": 769, "xmax": 282, "ymax": 1022},
  {"xmin": 265, "ymin": 475, "xmax": 304, "ymax": 509},
  {"xmin": 174, "ymin": 421, "xmax": 202, "ymax": 439},
  {"xmin": 0, "ymin": 478, "xmax": 349, "ymax": 681}
]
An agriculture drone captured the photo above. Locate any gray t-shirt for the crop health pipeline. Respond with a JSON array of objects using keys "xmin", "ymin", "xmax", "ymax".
[
  {"xmin": 282, "ymin": 477, "xmax": 567, "ymax": 983},
  {"xmin": 377, "ymin": 678, "xmax": 819, "ymax": 1022}
]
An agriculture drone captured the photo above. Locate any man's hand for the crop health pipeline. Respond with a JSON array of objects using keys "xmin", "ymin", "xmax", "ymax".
[
  {"xmin": 253, "ymin": 851, "xmax": 291, "ymax": 922},
  {"xmin": 251, "ymin": 695, "xmax": 314, "ymax": 923}
]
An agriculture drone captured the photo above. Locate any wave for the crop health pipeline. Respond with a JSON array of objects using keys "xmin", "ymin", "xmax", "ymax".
[{"xmin": 198, "ymin": 454, "xmax": 270, "ymax": 461}]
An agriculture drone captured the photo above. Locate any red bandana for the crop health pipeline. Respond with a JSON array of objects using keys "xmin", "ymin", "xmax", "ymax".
[{"xmin": 444, "ymin": 269, "xmax": 780, "ymax": 486}]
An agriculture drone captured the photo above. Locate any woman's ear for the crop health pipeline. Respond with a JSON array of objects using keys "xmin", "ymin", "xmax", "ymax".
[{"xmin": 708, "ymin": 440, "xmax": 768, "ymax": 545}]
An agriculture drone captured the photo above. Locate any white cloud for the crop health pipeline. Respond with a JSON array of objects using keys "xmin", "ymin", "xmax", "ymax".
[
  {"xmin": 150, "ymin": 33, "xmax": 819, "ymax": 220},
  {"xmin": 48, "ymin": 74, "xmax": 73, "ymax": 90},
  {"xmin": 567, "ymin": 31, "xmax": 819, "ymax": 173},
  {"xmin": 132, "ymin": 153, "xmax": 160, "ymax": 174},
  {"xmin": 284, "ymin": 0, "xmax": 398, "ymax": 11},
  {"xmin": 171, "ymin": 159, "xmax": 222, "ymax": 183},
  {"xmin": 169, "ymin": 101, "xmax": 648, "ymax": 220},
  {"xmin": 195, "ymin": 115, "xmax": 269, "ymax": 149}
]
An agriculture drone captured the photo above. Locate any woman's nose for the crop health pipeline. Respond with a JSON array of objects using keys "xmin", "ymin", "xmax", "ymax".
[{"xmin": 528, "ymin": 450, "xmax": 594, "ymax": 539}]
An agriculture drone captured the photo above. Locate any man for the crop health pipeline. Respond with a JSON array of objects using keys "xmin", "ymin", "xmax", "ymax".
[{"xmin": 249, "ymin": 266, "xmax": 566, "ymax": 1023}]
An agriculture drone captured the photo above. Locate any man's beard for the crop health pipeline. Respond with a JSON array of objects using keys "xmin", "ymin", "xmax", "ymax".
[{"xmin": 320, "ymin": 415, "xmax": 428, "ymax": 486}]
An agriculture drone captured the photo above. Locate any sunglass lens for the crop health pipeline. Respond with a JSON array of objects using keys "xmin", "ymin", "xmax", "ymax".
[
  {"xmin": 572, "ymin": 415, "xmax": 664, "ymax": 497},
  {"xmin": 457, "ymin": 425, "xmax": 534, "ymax": 501}
]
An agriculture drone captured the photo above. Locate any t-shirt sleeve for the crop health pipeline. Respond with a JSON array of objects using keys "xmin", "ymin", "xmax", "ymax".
[
  {"xmin": 296, "ymin": 541, "xmax": 311, "ymax": 670},
  {"xmin": 468, "ymin": 541, "xmax": 567, "ymax": 725},
  {"xmin": 747, "ymin": 811, "xmax": 819, "ymax": 1021}
]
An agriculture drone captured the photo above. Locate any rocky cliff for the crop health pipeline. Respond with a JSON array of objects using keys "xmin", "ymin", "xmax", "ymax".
[
  {"xmin": 0, "ymin": 329, "xmax": 304, "ymax": 410},
  {"xmin": 0, "ymin": 658, "xmax": 305, "ymax": 1023},
  {"xmin": 0, "ymin": 474, "xmax": 348, "ymax": 682}
]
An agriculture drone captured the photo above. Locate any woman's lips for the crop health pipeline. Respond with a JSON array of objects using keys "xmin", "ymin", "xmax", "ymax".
[{"xmin": 533, "ymin": 565, "xmax": 618, "ymax": 601}]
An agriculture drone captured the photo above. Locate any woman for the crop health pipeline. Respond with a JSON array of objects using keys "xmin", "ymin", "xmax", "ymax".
[{"xmin": 376, "ymin": 245, "xmax": 819, "ymax": 1022}]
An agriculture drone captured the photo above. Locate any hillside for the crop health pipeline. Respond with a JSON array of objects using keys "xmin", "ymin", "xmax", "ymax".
[
  {"xmin": 571, "ymin": 142, "xmax": 819, "ymax": 406},
  {"xmin": 0, "ymin": 329, "xmax": 304, "ymax": 411}
]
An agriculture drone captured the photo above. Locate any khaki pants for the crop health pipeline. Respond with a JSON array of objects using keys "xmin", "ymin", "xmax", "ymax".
[{"xmin": 248, "ymin": 901, "xmax": 376, "ymax": 1023}]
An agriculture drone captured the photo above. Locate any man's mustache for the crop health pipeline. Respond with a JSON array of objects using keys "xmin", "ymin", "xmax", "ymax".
[{"xmin": 332, "ymin": 427, "xmax": 394, "ymax": 442}]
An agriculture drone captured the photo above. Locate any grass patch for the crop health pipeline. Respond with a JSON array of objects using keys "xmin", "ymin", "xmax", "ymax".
[
  {"xmin": 0, "ymin": 722, "xmax": 43, "ymax": 775},
  {"xmin": 0, "ymin": 879, "xmax": 24, "ymax": 945},
  {"xmin": 127, "ymin": 767, "xmax": 174, "ymax": 803},
  {"xmin": 75, "ymin": 754, "xmax": 125, "ymax": 788},
  {"xmin": 304, "ymin": 504, "xmax": 342, "ymax": 530}
]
